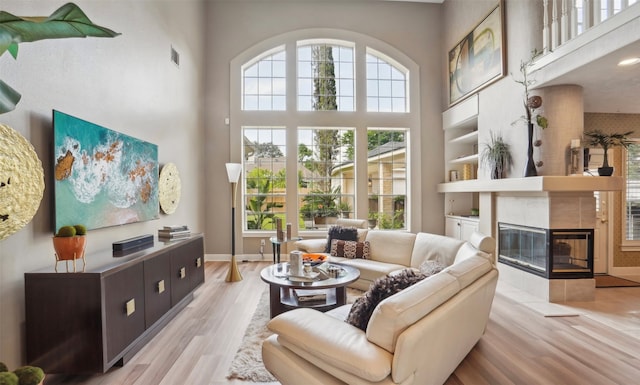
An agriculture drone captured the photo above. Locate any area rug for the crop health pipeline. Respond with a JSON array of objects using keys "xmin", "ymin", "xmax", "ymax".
[
  {"xmin": 227, "ymin": 287, "xmax": 363, "ymax": 382},
  {"xmin": 595, "ymin": 274, "xmax": 640, "ymax": 288}
]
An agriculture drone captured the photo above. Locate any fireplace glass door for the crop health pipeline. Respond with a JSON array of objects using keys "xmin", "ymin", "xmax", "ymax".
[{"xmin": 499, "ymin": 223, "xmax": 594, "ymax": 279}]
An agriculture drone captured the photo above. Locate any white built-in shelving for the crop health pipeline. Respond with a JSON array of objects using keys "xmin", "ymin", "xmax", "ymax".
[
  {"xmin": 443, "ymin": 94, "xmax": 479, "ymax": 182},
  {"xmin": 442, "ymin": 94, "xmax": 480, "ymax": 219}
]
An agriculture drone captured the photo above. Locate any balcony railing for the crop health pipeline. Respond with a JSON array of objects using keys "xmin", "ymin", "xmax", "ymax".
[{"xmin": 543, "ymin": 0, "xmax": 638, "ymax": 52}]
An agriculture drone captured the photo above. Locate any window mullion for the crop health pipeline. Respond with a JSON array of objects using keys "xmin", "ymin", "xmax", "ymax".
[
  {"xmin": 355, "ymin": 124, "xmax": 369, "ymax": 219},
  {"xmin": 285, "ymin": 125, "xmax": 299, "ymax": 234}
]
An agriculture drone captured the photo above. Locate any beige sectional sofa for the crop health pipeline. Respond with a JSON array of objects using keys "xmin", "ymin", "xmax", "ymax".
[
  {"xmin": 263, "ymin": 229, "xmax": 498, "ymax": 385},
  {"xmin": 295, "ymin": 220, "xmax": 495, "ymax": 291}
]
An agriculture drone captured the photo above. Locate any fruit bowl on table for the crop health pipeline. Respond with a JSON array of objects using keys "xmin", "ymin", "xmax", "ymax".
[{"xmin": 302, "ymin": 253, "xmax": 327, "ymax": 265}]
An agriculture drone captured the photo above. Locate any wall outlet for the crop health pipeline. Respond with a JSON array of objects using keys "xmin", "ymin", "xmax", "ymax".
[{"xmin": 260, "ymin": 239, "xmax": 266, "ymax": 246}]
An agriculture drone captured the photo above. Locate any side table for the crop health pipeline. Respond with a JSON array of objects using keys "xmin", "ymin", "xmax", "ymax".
[{"xmin": 269, "ymin": 236, "xmax": 303, "ymax": 264}]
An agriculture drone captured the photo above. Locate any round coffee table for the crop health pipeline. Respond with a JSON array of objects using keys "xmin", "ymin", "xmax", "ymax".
[{"xmin": 260, "ymin": 263, "xmax": 360, "ymax": 318}]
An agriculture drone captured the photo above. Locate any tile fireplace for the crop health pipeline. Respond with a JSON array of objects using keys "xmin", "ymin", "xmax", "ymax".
[{"xmin": 498, "ymin": 223, "xmax": 594, "ymax": 279}]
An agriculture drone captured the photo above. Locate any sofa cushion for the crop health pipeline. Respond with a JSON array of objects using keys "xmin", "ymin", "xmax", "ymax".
[
  {"xmin": 336, "ymin": 218, "xmax": 368, "ymax": 229},
  {"xmin": 330, "ymin": 257, "xmax": 406, "ymax": 284},
  {"xmin": 356, "ymin": 229, "xmax": 368, "ymax": 242},
  {"xmin": 295, "ymin": 238, "xmax": 327, "ymax": 253},
  {"xmin": 330, "ymin": 240, "xmax": 370, "ymax": 259},
  {"xmin": 409, "ymin": 232, "xmax": 465, "ymax": 268},
  {"xmin": 325, "ymin": 226, "xmax": 358, "ymax": 253},
  {"xmin": 366, "ymin": 272, "xmax": 460, "ymax": 353},
  {"xmin": 364, "ymin": 230, "xmax": 416, "ymax": 266},
  {"xmin": 267, "ymin": 308, "xmax": 393, "ymax": 382},
  {"xmin": 346, "ymin": 269, "xmax": 426, "ymax": 331},
  {"xmin": 444, "ymin": 255, "xmax": 493, "ymax": 289}
]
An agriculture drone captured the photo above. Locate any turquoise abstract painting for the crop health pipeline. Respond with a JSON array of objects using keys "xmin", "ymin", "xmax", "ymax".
[{"xmin": 53, "ymin": 110, "xmax": 159, "ymax": 231}]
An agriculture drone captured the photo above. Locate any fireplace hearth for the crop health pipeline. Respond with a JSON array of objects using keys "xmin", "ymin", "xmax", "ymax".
[{"xmin": 498, "ymin": 223, "xmax": 594, "ymax": 279}]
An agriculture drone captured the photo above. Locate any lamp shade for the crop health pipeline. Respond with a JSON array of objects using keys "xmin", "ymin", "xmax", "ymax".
[{"xmin": 225, "ymin": 163, "xmax": 242, "ymax": 183}]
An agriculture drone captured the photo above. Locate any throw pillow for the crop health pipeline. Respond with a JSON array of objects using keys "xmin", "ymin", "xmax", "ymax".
[
  {"xmin": 345, "ymin": 269, "xmax": 427, "ymax": 331},
  {"xmin": 418, "ymin": 260, "xmax": 446, "ymax": 276},
  {"xmin": 330, "ymin": 240, "xmax": 370, "ymax": 259},
  {"xmin": 325, "ymin": 226, "xmax": 358, "ymax": 253}
]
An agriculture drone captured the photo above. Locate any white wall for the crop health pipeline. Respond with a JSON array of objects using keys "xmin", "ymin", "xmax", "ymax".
[
  {"xmin": 203, "ymin": 0, "xmax": 445, "ymax": 257},
  {"xmin": 0, "ymin": 0, "xmax": 205, "ymax": 368}
]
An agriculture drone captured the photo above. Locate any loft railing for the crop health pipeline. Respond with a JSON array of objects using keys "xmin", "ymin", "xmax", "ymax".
[{"xmin": 543, "ymin": 0, "xmax": 638, "ymax": 52}]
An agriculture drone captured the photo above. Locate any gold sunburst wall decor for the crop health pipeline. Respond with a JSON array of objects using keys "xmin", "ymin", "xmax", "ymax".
[
  {"xmin": 159, "ymin": 162, "xmax": 181, "ymax": 215},
  {"xmin": 0, "ymin": 124, "xmax": 45, "ymax": 241}
]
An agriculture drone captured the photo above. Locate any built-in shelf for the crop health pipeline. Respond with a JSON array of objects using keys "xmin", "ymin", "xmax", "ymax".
[
  {"xmin": 437, "ymin": 176, "xmax": 624, "ymax": 193},
  {"xmin": 449, "ymin": 130, "xmax": 478, "ymax": 145},
  {"xmin": 450, "ymin": 154, "xmax": 479, "ymax": 164},
  {"xmin": 443, "ymin": 94, "xmax": 479, "ymax": 183}
]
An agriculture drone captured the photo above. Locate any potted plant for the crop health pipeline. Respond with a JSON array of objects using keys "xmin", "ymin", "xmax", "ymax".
[
  {"xmin": 52, "ymin": 224, "xmax": 87, "ymax": 272},
  {"xmin": 338, "ymin": 201, "xmax": 351, "ymax": 218},
  {"xmin": 301, "ymin": 187, "xmax": 341, "ymax": 225},
  {"xmin": 0, "ymin": 362, "xmax": 44, "ymax": 385},
  {"xmin": 481, "ymin": 132, "xmax": 513, "ymax": 179},
  {"xmin": 368, "ymin": 212, "xmax": 379, "ymax": 229},
  {"xmin": 584, "ymin": 129, "xmax": 634, "ymax": 176}
]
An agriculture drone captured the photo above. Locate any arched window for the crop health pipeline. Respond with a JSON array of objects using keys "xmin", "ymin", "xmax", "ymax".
[
  {"xmin": 231, "ymin": 30, "xmax": 420, "ymax": 235},
  {"xmin": 242, "ymin": 47, "xmax": 286, "ymax": 111},
  {"xmin": 366, "ymin": 48, "xmax": 408, "ymax": 113},
  {"xmin": 297, "ymin": 40, "xmax": 355, "ymax": 111}
]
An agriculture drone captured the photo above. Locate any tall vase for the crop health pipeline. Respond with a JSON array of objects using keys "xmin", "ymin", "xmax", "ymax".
[{"xmin": 524, "ymin": 122, "xmax": 537, "ymax": 177}]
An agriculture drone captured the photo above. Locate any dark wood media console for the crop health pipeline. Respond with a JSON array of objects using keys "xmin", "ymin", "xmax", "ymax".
[{"xmin": 24, "ymin": 234, "xmax": 205, "ymax": 374}]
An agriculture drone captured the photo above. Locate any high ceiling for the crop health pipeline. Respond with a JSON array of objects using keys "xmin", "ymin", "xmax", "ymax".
[
  {"xmin": 534, "ymin": 39, "xmax": 640, "ymax": 114},
  {"xmin": 528, "ymin": 6, "xmax": 640, "ymax": 115}
]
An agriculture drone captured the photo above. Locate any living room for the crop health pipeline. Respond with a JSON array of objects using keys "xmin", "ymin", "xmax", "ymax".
[{"xmin": 1, "ymin": 0, "xmax": 639, "ymax": 384}]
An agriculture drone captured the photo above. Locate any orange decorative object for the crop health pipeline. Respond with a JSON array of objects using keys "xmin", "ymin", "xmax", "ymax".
[
  {"xmin": 52, "ymin": 236, "xmax": 87, "ymax": 272},
  {"xmin": 302, "ymin": 253, "xmax": 327, "ymax": 263}
]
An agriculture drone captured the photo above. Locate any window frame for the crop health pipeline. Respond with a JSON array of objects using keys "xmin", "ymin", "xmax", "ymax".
[
  {"xmin": 241, "ymin": 45, "xmax": 287, "ymax": 111},
  {"xmin": 230, "ymin": 28, "xmax": 421, "ymax": 239},
  {"xmin": 621, "ymin": 141, "xmax": 640, "ymax": 250}
]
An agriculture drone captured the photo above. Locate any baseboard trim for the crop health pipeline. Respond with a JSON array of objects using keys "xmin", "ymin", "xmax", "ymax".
[
  {"xmin": 609, "ymin": 266, "xmax": 640, "ymax": 276},
  {"xmin": 205, "ymin": 253, "xmax": 276, "ymax": 262}
]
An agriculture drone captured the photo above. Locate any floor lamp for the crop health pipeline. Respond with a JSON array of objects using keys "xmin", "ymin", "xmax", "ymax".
[{"xmin": 225, "ymin": 163, "xmax": 243, "ymax": 282}]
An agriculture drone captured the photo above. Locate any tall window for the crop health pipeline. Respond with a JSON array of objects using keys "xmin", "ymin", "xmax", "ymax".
[
  {"xmin": 367, "ymin": 129, "xmax": 407, "ymax": 229},
  {"xmin": 233, "ymin": 32, "xmax": 418, "ymax": 233},
  {"xmin": 298, "ymin": 127, "xmax": 355, "ymax": 229},
  {"xmin": 243, "ymin": 127, "xmax": 286, "ymax": 230}
]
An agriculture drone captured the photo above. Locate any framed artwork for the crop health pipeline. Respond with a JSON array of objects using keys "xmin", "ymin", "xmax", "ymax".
[
  {"xmin": 448, "ymin": 1, "xmax": 505, "ymax": 106},
  {"xmin": 53, "ymin": 110, "xmax": 159, "ymax": 231}
]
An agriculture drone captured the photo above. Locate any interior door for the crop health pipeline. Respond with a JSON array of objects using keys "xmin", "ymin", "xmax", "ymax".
[{"xmin": 586, "ymin": 148, "xmax": 610, "ymax": 273}]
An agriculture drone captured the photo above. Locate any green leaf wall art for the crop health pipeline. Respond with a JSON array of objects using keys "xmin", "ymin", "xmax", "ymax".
[{"xmin": 0, "ymin": 2, "xmax": 120, "ymax": 114}]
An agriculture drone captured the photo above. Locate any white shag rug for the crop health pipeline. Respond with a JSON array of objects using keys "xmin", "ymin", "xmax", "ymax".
[
  {"xmin": 227, "ymin": 287, "xmax": 363, "ymax": 382},
  {"xmin": 227, "ymin": 289, "xmax": 276, "ymax": 382}
]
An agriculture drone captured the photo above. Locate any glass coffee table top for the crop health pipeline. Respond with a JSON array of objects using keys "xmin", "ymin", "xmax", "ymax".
[
  {"xmin": 260, "ymin": 262, "xmax": 359, "ymax": 289},
  {"xmin": 260, "ymin": 262, "xmax": 360, "ymax": 318}
]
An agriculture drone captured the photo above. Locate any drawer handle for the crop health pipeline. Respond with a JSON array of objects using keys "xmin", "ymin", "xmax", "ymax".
[
  {"xmin": 125, "ymin": 299, "xmax": 135, "ymax": 316},
  {"xmin": 179, "ymin": 267, "xmax": 186, "ymax": 279},
  {"xmin": 196, "ymin": 257, "xmax": 202, "ymax": 268},
  {"xmin": 157, "ymin": 279, "xmax": 165, "ymax": 294}
]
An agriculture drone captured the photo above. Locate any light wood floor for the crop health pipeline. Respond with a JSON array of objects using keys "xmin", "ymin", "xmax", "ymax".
[{"xmin": 45, "ymin": 261, "xmax": 640, "ymax": 385}]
